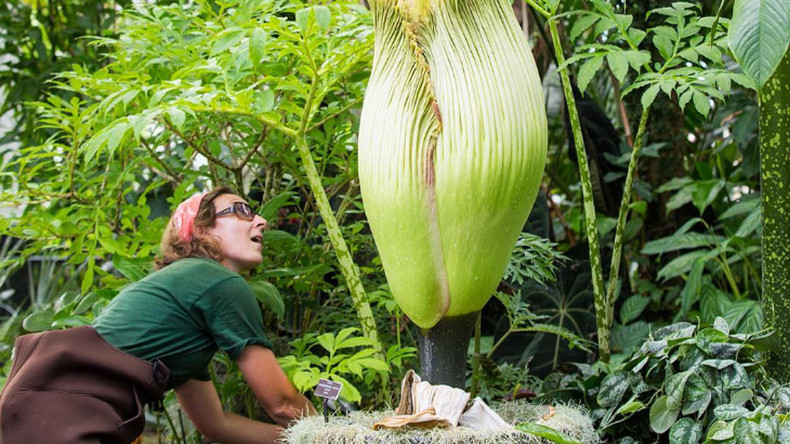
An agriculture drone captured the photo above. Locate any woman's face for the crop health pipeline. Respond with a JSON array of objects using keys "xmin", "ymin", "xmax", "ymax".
[{"xmin": 207, "ymin": 194, "xmax": 268, "ymax": 273}]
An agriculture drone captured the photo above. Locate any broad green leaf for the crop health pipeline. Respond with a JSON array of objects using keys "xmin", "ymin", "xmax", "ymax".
[
  {"xmin": 650, "ymin": 395, "xmax": 680, "ymax": 434},
  {"xmin": 707, "ymin": 420, "xmax": 734, "ymax": 440},
  {"xmin": 681, "ymin": 374, "xmax": 711, "ymax": 417},
  {"xmin": 691, "ymin": 179, "xmax": 724, "ymax": 213},
  {"xmin": 166, "ymin": 107, "xmax": 186, "ymax": 132},
  {"xmin": 616, "ymin": 399, "xmax": 647, "ymax": 416},
  {"xmin": 729, "ymin": 0, "xmax": 790, "ymax": 89},
  {"xmin": 666, "ymin": 371, "xmax": 693, "ymax": 409},
  {"xmin": 620, "ymin": 295, "xmax": 650, "ymax": 324},
  {"xmin": 577, "ymin": 56, "xmax": 604, "ymax": 93},
  {"xmin": 515, "ymin": 423, "xmax": 582, "ymax": 444},
  {"xmin": 248, "ymin": 280, "xmax": 285, "ymax": 318},
  {"xmin": 734, "ymin": 418, "xmax": 766, "ymax": 444},
  {"xmin": 316, "ymin": 332, "xmax": 335, "ymax": 353},
  {"xmin": 669, "ymin": 418, "xmax": 702, "ymax": 444},
  {"xmin": 692, "ymin": 90, "xmax": 711, "ymax": 117},
  {"xmin": 653, "ymin": 34, "xmax": 674, "ymax": 61},
  {"xmin": 730, "ymin": 388, "xmax": 754, "ymax": 406},
  {"xmin": 714, "ymin": 404, "xmax": 750, "ymax": 420},
  {"xmin": 597, "ymin": 371, "xmax": 630, "ymax": 407},
  {"xmin": 253, "ymin": 90, "xmax": 275, "ymax": 114},
  {"xmin": 296, "ymin": 6, "xmax": 332, "ymax": 34},
  {"xmin": 329, "ymin": 374, "xmax": 361, "ymax": 403}
]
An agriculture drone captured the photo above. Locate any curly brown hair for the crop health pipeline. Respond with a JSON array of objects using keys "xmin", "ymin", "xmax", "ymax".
[{"xmin": 155, "ymin": 186, "xmax": 235, "ymax": 269}]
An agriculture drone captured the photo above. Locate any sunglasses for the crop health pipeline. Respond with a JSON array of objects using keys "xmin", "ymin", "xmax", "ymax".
[{"xmin": 215, "ymin": 202, "xmax": 256, "ymax": 220}]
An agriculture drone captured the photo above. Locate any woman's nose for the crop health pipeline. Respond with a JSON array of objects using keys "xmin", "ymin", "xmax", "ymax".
[{"xmin": 254, "ymin": 215, "xmax": 268, "ymax": 230}]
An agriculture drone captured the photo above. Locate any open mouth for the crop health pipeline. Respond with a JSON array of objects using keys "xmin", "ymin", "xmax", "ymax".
[{"xmin": 250, "ymin": 235, "xmax": 262, "ymax": 245}]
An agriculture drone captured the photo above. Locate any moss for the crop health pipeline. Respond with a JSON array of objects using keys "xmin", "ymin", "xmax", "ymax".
[{"xmin": 282, "ymin": 401, "xmax": 600, "ymax": 444}]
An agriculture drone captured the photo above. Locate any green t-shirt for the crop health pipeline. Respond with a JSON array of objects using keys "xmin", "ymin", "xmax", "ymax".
[{"xmin": 93, "ymin": 257, "xmax": 272, "ymax": 389}]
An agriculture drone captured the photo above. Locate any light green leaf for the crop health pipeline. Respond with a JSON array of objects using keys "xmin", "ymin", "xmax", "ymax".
[
  {"xmin": 734, "ymin": 418, "xmax": 765, "ymax": 444},
  {"xmin": 714, "ymin": 404, "xmax": 750, "ymax": 421},
  {"xmin": 607, "ymin": 51, "xmax": 629, "ymax": 83},
  {"xmin": 653, "ymin": 34, "xmax": 674, "ymax": 61},
  {"xmin": 577, "ymin": 56, "xmax": 605, "ymax": 93},
  {"xmin": 22, "ymin": 310, "xmax": 55, "ymax": 332},
  {"xmin": 112, "ymin": 255, "xmax": 149, "ymax": 282},
  {"xmin": 692, "ymin": 90, "xmax": 711, "ymax": 117},
  {"xmin": 211, "ymin": 27, "xmax": 245, "ymax": 55},
  {"xmin": 666, "ymin": 371, "xmax": 693, "ymax": 410},
  {"xmin": 316, "ymin": 332, "xmax": 335, "ymax": 353},
  {"xmin": 729, "ymin": 0, "xmax": 790, "ymax": 89},
  {"xmin": 253, "ymin": 90, "xmax": 275, "ymax": 114},
  {"xmin": 166, "ymin": 107, "xmax": 186, "ymax": 132},
  {"xmin": 650, "ymin": 395, "xmax": 680, "ymax": 434},
  {"xmin": 250, "ymin": 28, "xmax": 267, "ymax": 67}
]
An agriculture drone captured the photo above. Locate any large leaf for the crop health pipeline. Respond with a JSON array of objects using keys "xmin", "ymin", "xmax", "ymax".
[
  {"xmin": 248, "ymin": 280, "xmax": 285, "ymax": 318},
  {"xmin": 669, "ymin": 418, "xmax": 702, "ymax": 444},
  {"xmin": 650, "ymin": 395, "xmax": 680, "ymax": 434},
  {"xmin": 597, "ymin": 371, "xmax": 630, "ymax": 407},
  {"xmin": 729, "ymin": 0, "xmax": 790, "ymax": 89}
]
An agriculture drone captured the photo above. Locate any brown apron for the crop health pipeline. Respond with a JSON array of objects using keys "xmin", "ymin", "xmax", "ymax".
[{"xmin": 0, "ymin": 326, "xmax": 169, "ymax": 444}]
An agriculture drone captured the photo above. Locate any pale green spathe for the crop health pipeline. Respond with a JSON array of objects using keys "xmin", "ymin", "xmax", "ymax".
[{"xmin": 359, "ymin": 0, "xmax": 547, "ymax": 329}]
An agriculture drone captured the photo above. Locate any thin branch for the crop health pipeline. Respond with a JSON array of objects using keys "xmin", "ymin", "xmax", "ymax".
[{"xmin": 140, "ymin": 138, "xmax": 180, "ymax": 181}]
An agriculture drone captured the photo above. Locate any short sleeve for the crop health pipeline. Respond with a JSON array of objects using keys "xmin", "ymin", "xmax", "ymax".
[{"xmin": 194, "ymin": 277, "xmax": 273, "ymax": 360}]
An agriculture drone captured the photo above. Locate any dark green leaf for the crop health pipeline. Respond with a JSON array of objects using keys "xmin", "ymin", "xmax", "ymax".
[
  {"xmin": 714, "ymin": 404, "xmax": 750, "ymax": 420},
  {"xmin": 669, "ymin": 418, "xmax": 702, "ymax": 444},
  {"xmin": 620, "ymin": 295, "xmax": 650, "ymax": 324},
  {"xmin": 248, "ymin": 280, "xmax": 285, "ymax": 318},
  {"xmin": 597, "ymin": 371, "xmax": 630, "ymax": 407}
]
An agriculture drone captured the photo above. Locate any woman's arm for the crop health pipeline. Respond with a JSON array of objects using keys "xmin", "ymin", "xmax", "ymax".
[
  {"xmin": 237, "ymin": 344, "xmax": 317, "ymax": 426},
  {"xmin": 174, "ymin": 379, "xmax": 282, "ymax": 444}
]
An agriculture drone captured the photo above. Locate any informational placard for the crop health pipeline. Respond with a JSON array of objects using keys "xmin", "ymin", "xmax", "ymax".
[{"xmin": 315, "ymin": 378, "xmax": 343, "ymax": 400}]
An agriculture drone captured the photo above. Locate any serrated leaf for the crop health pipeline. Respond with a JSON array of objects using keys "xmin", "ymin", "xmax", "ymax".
[
  {"xmin": 729, "ymin": 0, "xmax": 790, "ymax": 89},
  {"xmin": 641, "ymin": 84, "xmax": 661, "ymax": 109},
  {"xmin": 250, "ymin": 28, "xmax": 267, "ymax": 67},
  {"xmin": 577, "ymin": 56, "xmax": 605, "ymax": 93},
  {"xmin": 571, "ymin": 14, "xmax": 600, "ymax": 40},
  {"xmin": 653, "ymin": 34, "xmax": 674, "ymax": 61},
  {"xmin": 607, "ymin": 51, "xmax": 629, "ymax": 83}
]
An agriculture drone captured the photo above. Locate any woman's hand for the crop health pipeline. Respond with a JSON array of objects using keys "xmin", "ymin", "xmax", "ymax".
[{"xmin": 237, "ymin": 345, "xmax": 317, "ymax": 425}]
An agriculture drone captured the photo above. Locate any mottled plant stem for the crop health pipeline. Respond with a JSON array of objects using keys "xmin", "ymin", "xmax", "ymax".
[
  {"xmin": 604, "ymin": 107, "xmax": 650, "ymax": 335},
  {"xmin": 293, "ymin": 135, "xmax": 382, "ymax": 355},
  {"xmin": 548, "ymin": 19, "xmax": 608, "ymax": 361},
  {"xmin": 760, "ymin": 47, "xmax": 790, "ymax": 382}
]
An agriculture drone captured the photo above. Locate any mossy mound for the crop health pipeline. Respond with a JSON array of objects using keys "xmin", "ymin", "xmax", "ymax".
[{"xmin": 282, "ymin": 401, "xmax": 600, "ymax": 444}]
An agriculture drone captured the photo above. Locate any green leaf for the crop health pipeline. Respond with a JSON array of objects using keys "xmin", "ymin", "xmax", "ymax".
[
  {"xmin": 681, "ymin": 374, "xmax": 711, "ymax": 417},
  {"xmin": 577, "ymin": 56, "xmax": 604, "ymax": 93},
  {"xmin": 597, "ymin": 371, "xmax": 630, "ymax": 407},
  {"xmin": 714, "ymin": 404, "xmax": 750, "ymax": 421},
  {"xmin": 211, "ymin": 27, "xmax": 245, "ymax": 55},
  {"xmin": 22, "ymin": 309, "xmax": 55, "ymax": 332},
  {"xmin": 669, "ymin": 418, "xmax": 702, "ymax": 444},
  {"xmin": 734, "ymin": 418, "xmax": 765, "ymax": 444},
  {"xmin": 249, "ymin": 28, "xmax": 267, "ymax": 67},
  {"xmin": 253, "ymin": 90, "xmax": 275, "ymax": 114},
  {"xmin": 112, "ymin": 255, "xmax": 150, "ymax": 282},
  {"xmin": 296, "ymin": 6, "xmax": 332, "ymax": 34},
  {"xmin": 248, "ymin": 280, "xmax": 285, "ymax": 318},
  {"xmin": 692, "ymin": 90, "xmax": 711, "ymax": 117},
  {"xmin": 729, "ymin": 0, "xmax": 790, "ymax": 89},
  {"xmin": 81, "ymin": 265, "xmax": 94, "ymax": 295},
  {"xmin": 515, "ymin": 423, "xmax": 582, "ymax": 444},
  {"xmin": 317, "ymin": 332, "xmax": 335, "ymax": 353},
  {"xmin": 607, "ymin": 51, "xmax": 629, "ymax": 83},
  {"xmin": 620, "ymin": 295, "xmax": 650, "ymax": 324},
  {"xmin": 653, "ymin": 34, "xmax": 674, "ymax": 61},
  {"xmin": 642, "ymin": 232, "xmax": 724, "ymax": 255},
  {"xmin": 616, "ymin": 399, "xmax": 647, "ymax": 415},
  {"xmin": 570, "ymin": 14, "xmax": 600, "ymax": 41},
  {"xmin": 650, "ymin": 395, "xmax": 680, "ymax": 434},
  {"xmin": 330, "ymin": 374, "xmax": 361, "ymax": 403},
  {"xmin": 666, "ymin": 371, "xmax": 693, "ymax": 410},
  {"xmin": 735, "ymin": 208, "xmax": 761, "ymax": 237},
  {"xmin": 641, "ymin": 84, "xmax": 661, "ymax": 109},
  {"xmin": 730, "ymin": 388, "xmax": 754, "ymax": 406}
]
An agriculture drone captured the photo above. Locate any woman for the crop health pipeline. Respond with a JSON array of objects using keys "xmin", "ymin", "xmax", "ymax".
[{"xmin": 0, "ymin": 187, "xmax": 315, "ymax": 443}]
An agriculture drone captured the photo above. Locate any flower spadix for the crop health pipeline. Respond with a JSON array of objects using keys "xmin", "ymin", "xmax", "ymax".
[{"xmin": 358, "ymin": 0, "xmax": 547, "ymax": 329}]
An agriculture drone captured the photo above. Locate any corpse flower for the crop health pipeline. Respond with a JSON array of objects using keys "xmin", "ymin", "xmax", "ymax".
[{"xmin": 358, "ymin": 0, "xmax": 547, "ymax": 385}]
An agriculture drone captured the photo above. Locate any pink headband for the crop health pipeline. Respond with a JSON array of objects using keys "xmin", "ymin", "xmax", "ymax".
[{"xmin": 172, "ymin": 192, "xmax": 209, "ymax": 242}]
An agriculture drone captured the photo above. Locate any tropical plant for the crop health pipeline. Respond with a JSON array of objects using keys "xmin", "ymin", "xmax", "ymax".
[
  {"xmin": 358, "ymin": 0, "xmax": 548, "ymax": 387},
  {"xmin": 541, "ymin": 318, "xmax": 790, "ymax": 442},
  {"xmin": 729, "ymin": 0, "xmax": 790, "ymax": 381}
]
